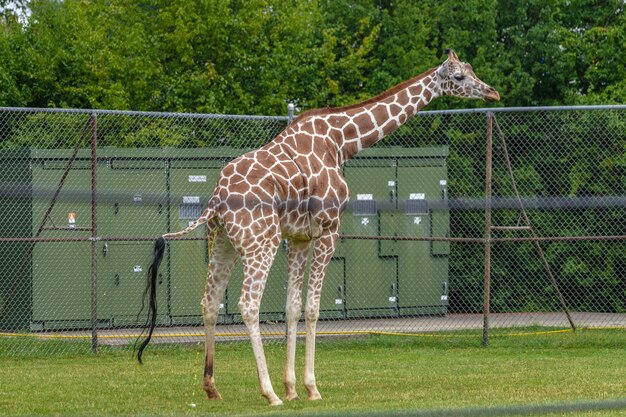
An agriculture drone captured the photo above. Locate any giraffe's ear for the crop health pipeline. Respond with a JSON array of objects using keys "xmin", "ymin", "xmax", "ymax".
[{"xmin": 437, "ymin": 59, "xmax": 449, "ymax": 78}]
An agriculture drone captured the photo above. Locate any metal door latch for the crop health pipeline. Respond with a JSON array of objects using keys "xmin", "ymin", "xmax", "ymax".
[
  {"xmin": 336, "ymin": 285, "xmax": 345, "ymax": 305},
  {"xmin": 389, "ymin": 283, "xmax": 397, "ymax": 303}
]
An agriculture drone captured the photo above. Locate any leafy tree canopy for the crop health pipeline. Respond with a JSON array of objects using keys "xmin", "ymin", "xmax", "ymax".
[{"xmin": 1, "ymin": 0, "xmax": 625, "ymax": 114}]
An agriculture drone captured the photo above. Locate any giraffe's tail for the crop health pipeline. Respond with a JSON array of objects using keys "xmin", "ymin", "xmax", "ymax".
[
  {"xmin": 135, "ymin": 235, "xmax": 165, "ymax": 364},
  {"xmin": 135, "ymin": 205, "xmax": 217, "ymax": 363},
  {"xmin": 161, "ymin": 205, "xmax": 216, "ymax": 240}
]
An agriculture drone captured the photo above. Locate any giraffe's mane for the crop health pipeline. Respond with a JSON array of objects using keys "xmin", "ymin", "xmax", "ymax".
[{"xmin": 292, "ymin": 67, "xmax": 437, "ymax": 124}]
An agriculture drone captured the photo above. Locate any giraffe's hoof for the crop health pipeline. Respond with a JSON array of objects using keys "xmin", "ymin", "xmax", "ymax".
[
  {"xmin": 283, "ymin": 393, "xmax": 300, "ymax": 401},
  {"xmin": 268, "ymin": 397, "xmax": 284, "ymax": 406},
  {"xmin": 307, "ymin": 391, "xmax": 322, "ymax": 401},
  {"xmin": 204, "ymin": 387, "xmax": 222, "ymax": 400}
]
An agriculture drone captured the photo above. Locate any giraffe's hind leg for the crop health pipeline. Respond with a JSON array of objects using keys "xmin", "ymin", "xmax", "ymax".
[
  {"xmin": 238, "ymin": 234, "xmax": 283, "ymax": 406},
  {"xmin": 283, "ymin": 239, "xmax": 310, "ymax": 401},
  {"xmin": 201, "ymin": 227, "xmax": 237, "ymax": 400}
]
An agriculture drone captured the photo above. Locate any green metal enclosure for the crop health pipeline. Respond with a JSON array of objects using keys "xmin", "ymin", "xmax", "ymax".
[
  {"xmin": 342, "ymin": 162, "xmax": 398, "ymax": 318},
  {"xmin": 97, "ymin": 151, "xmax": 169, "ymax": 327},
  {"xmin": 20, "ymin": 146, "xmax": 448, "ymax": 330},
  {"xmin": 29, "ymin": 149, "xmax": 171, "ymax": 330},
  {"xmin": 342, "ymin": 147, "xmax": 449, "ymax": 318},
  {"xmin": 0, "ymin": 148, "xmax": 32, "ymax": 331},
  {"xmin": 30, "ymin": 150, "xmax": 92, "ymax": 330},
  {"xmin": 395, "ymin": 155, "xmax": 450, "ymax": 315}
]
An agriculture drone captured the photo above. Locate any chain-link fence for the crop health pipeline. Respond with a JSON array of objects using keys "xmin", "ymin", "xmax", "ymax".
[{"xmin": 0, "ymin": 105, "xmax": 624, "ymax": 354}]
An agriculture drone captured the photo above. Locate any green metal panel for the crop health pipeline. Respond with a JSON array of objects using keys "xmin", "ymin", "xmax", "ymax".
[
  {"xmin": 396, "ymin": 214, "xmax": 448, "ymax": 314},
  {"xmin": 431, "ymin": 212, "xmax": 450, "ymax": 255},
  {"xmin": 0, "ymin": 149, "xmax": 32, "ymax": 331},
  {"xmin": 31, "ymin": 243, "xmax": 92, "ymax": 330},
  {"xmin": 97, "ymin": 241, "xmax": 169, "ymax": 326},
  {"xmin": 31, "ymin": 157, "xmax": 92, "ymax": 329},
  {"xmin": 168, "ymin": 157, "xmax": 225, "ymax": 325},
  {"xmin": 98, "ymin": 159, "xmax": 167, "ymax": 237},
  {"xmin": 343, "ymin": 164, "xmax": 398, "ymax": 318},
  {"xmin": 169, "ymin": 238, "xmax": 210, "ymax": 325},
  {"xmin": 396, "ymin": 163, "xmax": 449, "ymax": 314},
  {"xmin": 357, "ymin": 147, "xmax": 449, "ymax": 159},
  {"xmin": 97, "ymin": 158, "xmax": 169, "ymax": 325}
]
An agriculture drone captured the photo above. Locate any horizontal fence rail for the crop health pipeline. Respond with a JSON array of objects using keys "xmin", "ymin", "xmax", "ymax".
[{"xmin": 0, "ymin": 105, "xmax": 624, "ymax": 355}]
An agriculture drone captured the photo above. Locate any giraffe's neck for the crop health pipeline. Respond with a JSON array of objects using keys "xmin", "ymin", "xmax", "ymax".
[{"xmin": 333, "ymin": 68, "xmax": 440, "ymax": 162}]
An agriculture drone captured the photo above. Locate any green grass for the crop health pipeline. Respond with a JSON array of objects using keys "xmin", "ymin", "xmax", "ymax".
[{"xmin": 0, "ymin": 329, "xmax": 625, "ymax": 416}]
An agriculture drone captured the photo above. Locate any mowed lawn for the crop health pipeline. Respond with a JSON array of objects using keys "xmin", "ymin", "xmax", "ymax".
[{"xmin": 0, "ymin": 330, "xmax": 625, "ymax": 417}]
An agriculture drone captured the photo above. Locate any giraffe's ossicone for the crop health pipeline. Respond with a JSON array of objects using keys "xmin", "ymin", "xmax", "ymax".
[{"xmin": 136, "ymin": 49, "xmax": 500, "ymax": 406}]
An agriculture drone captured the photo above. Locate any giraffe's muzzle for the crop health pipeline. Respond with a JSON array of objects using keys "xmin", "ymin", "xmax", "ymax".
[{"xmin": 484, "ymin": 87, "xmax": 500, "ymax": 102}]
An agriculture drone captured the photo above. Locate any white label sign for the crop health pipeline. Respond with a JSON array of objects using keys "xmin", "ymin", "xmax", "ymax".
[
  {"xmin": 183, "ymin": 196, "xmax": 201, "ymax": 204},
  {"xmin": 388, "ymin": 296, "xmax": 397, "ymax": 303},
  {"xmin": 440, "ymin": 180, "xmax": 447, "ymax": 186},
  {"xmin": 361, "ymin": 217, "xmax": 370, "ymax": 226},
  {"xmin": 441, "ymin": 295, "xmax": 448, "ymax": 301},
  {"xmin": 134, "ymin": 265, "xmax": 143, "ymax": 273},
  {"xmin": 357, "ymin": 193, "xmax": 373, "ymax": 200},
  {"xmin": 414, "ymin": 217, "xmax": 422, "ymax": 225},
  {"xmin": 189, "ymin": 175, "xmax": 207, "ymax": 183},
  {"xmin": 409, "ymin": 193, "xmax": 425, "ymax": 200},
  {"xmin": 335, "ymin": 299, "xmax": 343, "ymax": 305},
  {"xmin": 388, "ymin": 181, "xmax": 395, "ymax": 187}
]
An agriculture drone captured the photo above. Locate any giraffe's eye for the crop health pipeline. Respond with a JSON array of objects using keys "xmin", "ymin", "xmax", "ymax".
[{"xmin": 454, "ymin": 74, "xmax": 465, "ymax": 81}]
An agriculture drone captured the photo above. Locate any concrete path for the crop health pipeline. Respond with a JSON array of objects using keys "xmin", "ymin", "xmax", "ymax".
[{"xmin": 49, "ymin": 312, "xmax": 625, "ymax": 346}]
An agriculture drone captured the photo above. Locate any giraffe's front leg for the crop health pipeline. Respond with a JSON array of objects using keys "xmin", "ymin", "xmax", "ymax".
[
  {"xmin": 304, "ymin": 230, "xmax": 338, "ymax": 401},
  {"xmin": 283, "ymin": 240, "xmax": 310, "ymax": 401}
]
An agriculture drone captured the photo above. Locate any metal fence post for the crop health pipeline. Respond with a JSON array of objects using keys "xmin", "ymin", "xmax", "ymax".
[
  {"xmin": 491, "ymin": 117, "xmax": 577, "ymax": 332},
  {"xmin": 483, "ymin": 112, "xmax": 494, "ymax": 348},
  {"xmin": 287, "ymin": 103, "xmax": 295, "ymax": 125},
  {"xmin": 90, "ymin": 111, "xmax": 98, "ymax": 354}
]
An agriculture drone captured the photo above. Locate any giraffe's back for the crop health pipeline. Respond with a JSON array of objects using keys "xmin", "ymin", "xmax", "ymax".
[{"xmin": 206, "ymin": 131, "xmax": 348, "ymax": 249}]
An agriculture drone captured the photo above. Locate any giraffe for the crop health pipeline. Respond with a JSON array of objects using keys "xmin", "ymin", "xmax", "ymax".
[{"xmin": 136, "ymin": 49, "xmax": 500, "ymax": 406}]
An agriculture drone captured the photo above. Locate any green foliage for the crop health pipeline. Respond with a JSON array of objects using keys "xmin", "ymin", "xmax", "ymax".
[
  {"xmin": 0, "ymin": 2, "xmax": 624, "ymax": 313},
  {"xmin": 2, "ymin": 1, "xmax": 626, "ymax": 112}
]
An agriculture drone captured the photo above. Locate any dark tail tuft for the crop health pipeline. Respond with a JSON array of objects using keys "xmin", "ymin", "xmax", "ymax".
[{"xmin": 135, "ymin": 236, "xmax": 166, "ymax": 364}]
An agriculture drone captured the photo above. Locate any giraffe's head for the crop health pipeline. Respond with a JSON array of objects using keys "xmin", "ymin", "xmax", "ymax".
[{"xmin": 436, "ymin": 49, "xmax": 500, "ymax": 102}]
